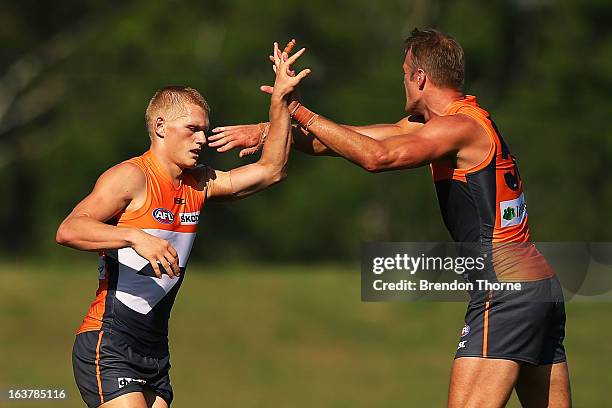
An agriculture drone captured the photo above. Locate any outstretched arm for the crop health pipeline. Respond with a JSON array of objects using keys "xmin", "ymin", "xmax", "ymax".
[
  {"xmin": 297, "ymin": 113, "xmax": 480, "ymax": 172},
  {"xmin": 209, "ymin": 39, "xmax": 425, "ymax": 157},
  {"xmin": 292, "ymin": 115, "xmax": 425, "ymax": 155},
  {"xmin": 206, "ymin": 43, "xmax": 311, "ymax": 201},
  {"xmin": 209, "ymin": 116, "xmax": 424, "ymax": 157}
]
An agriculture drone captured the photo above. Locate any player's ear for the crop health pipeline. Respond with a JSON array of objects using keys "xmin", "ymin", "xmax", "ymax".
[
  {"xmin": 417, "ymin": 69, "xmax": 426, "ymax": 90},
  {"xmin": 155, "ymin": 117, "xmax": 166, "ymax": 138}
]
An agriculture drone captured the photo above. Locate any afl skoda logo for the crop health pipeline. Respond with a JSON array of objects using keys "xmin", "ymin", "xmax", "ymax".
[{"xmin": 152, "ymin": 208, "xmax": 174, "ymax": 224}]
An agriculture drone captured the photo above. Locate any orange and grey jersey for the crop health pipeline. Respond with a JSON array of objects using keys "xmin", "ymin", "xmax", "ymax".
[
  {"xmin": 431, "ymin": 96, "xmax": 553, "ymax": 282},
  {"xmin": 77, "ymin": 151, "xmax": 207, "ymax": 356}
]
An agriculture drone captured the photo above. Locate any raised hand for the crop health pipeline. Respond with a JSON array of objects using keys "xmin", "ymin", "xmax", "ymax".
[
  {"xmin": 270, "ymin": 41, "xmax": 310, "ymax": 101},
  {"xmin": 209, "ymin": 40, "xmax": 307, "ymax": 158},
  {"xmin": 261, "ymin": 39, "xmax": 297, "ymax": 95}
]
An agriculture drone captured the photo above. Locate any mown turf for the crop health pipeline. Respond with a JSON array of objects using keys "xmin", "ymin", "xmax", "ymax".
[{"xmin": 0, "ymin": 261, "xmax": 610, "ymax": 407}]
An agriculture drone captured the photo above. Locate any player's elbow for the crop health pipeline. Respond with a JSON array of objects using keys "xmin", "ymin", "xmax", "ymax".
[
  {"xmin": 259, "ymin": 161, "xmax": 287, "ymax": 186},
  {"xmin": 55, "ymin": 224, "xmax": 70, "ymax": 246},
  {"xmin": 362, "ymin": 151, "xmax": 391, "ymax": 173},
  {"xmin": 56, "ymin": 220, "xmax": 77, "ymax": 247},
  {"xmin": 269, "ymin": 168, "xmax": 287, "ymax": 185}
]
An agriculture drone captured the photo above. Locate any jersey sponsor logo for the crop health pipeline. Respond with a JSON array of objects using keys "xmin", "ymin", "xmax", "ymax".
[
  {"xmin": 500, "ymin": 193, "xmax": 527, "ymax": 228},
  {"xmin": 152, "ymin": 208, "xmax": 175, "ymax": 224},
  {"xmin": 457, "ymin": 340, "xmax": 467, "ymax": 350},
  {"xmin": 118, "ymin": 377, "xmax": 146, "ymax": 389},
  {"xmin": 179, "ymin": 211, "xmax": 200, "ymax": 225},
  {"xmin": 460, "ymin": 324, "xmax": 470, "ymax": 337}
]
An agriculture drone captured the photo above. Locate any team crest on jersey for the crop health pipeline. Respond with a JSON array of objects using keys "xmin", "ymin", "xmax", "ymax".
[
  {"xmin": 152, "ymin": 208, "xmax": 175, "ymax": 224},
  {"xmin": 460, "ymin": 324, "xmax": 470, "ymax": 337},
  {"xmin": 499, "ymin": 193, "xmax": 527, "ymax": 228},
  {"xmin": 179, "ymin": 211, "xmax": 200, "ymax": 225}
]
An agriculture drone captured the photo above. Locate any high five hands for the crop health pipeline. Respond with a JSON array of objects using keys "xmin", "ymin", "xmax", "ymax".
[
  {"xmin": 209, "ymin": 40, "xmax": 303, "ymax": 157},
  {"xmin": 270, "ymin": 40, "xmax": 310, "ymax": 102}
]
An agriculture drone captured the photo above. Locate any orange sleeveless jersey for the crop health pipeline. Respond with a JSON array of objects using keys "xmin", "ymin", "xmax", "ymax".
[
  {"xmin": 431, "ymin": 96, "xmax": 553, "ymax": 281},
  {"xmin": 77, "ymin": 150, "xmax": 206, "ymax": 354}
]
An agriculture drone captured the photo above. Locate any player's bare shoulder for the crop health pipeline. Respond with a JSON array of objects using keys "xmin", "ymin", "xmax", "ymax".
[
  {"xmin": 425, "ymin": 114, "xmax": 491, "ymax": 169},
  {"xmin": 90, "ymin": 161, "xmax": 147, "ymax": 213},
  {"xmin": 65, "ymin": 161, "xmax": 147, "ymax": 222},
  {"xmin": 424, "ymin": 114, "xmax": 486, "ymax": 144},
  {"xmin": 95, "ymin": 162, "xmax": 146, "ymax": 196}
]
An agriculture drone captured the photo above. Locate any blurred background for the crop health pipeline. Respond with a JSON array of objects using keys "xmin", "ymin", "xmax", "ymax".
[{"xmin": 1, "ymin": 0, "xmax": 611, "ymax": 406}]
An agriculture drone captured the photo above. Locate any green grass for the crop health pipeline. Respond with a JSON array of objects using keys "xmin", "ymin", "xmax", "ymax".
[{"xmin": 0, "ymin": 261, "xmax": 610, "ymax": 407}]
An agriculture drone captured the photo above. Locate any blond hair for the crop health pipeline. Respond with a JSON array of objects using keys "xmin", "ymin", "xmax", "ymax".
[{"xmin": 145, "ymin": 86, "xmax": 210, "ymax": 135}]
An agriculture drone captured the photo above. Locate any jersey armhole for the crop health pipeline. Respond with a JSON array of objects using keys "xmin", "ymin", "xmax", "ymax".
[
  {"xmin": 116, "ymin": 161, "xmax": 151, "ymax": 221},
  {"xmin": 184, "ymin": 167, "xmax": 209, "ymax": 203},
  {"xmin": 451, "ymin": 112, "xmax": 497, "ymax": 176}
]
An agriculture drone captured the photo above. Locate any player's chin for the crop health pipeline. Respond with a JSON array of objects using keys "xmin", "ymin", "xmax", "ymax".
[
  {"xmin": 181, "ymin": 156, "xmax": 199, "ymax": 168},
  {"xmin": 186, "ymin": 158, "xmax": 199, "ymax": 168}
]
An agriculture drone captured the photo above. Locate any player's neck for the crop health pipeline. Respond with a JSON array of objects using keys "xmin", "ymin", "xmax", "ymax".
[
  {"xmin": 150, "ymin": 146, "xmax": 183, "ymax": 187},
  {"xmin": 421, "ymin": 88, "xmax": 465, "ymax": 122}
]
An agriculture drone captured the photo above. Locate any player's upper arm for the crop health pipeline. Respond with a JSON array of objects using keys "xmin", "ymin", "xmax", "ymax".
[
  {"xmin": 65, "ymin": 162, "xmax": 146, "ymax": 223},
  {"xmin": 348, "ymin": 115, "xmax": 425, "ymax": 140},
  {"xmin": 204, "ymin": 163, "xmax": 273, "ymax": 201},
  {"xmin": 365, "ymin": 115, "xmax": 475, "ymax": 172}
]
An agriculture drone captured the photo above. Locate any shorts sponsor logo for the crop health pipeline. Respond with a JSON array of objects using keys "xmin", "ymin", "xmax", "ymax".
[
  {"xmin": 460, "ymin": 324, "xmax": 470, "ymax": 337},
  {"xmin": 152, "ymin": 208, "xmax": 174, "ymax": 224},
  {"xmin": 500, "ymin": 193, "xmax": 527, "ymax": 228},
  {"xmin": 179, "ymin": 211, "xmax": 200, "ymax": 225},
  {"xmin": 457, "ymin": 340, "xmax": 467, "ymax": 350},
  {"xmin": 118, "ymin": 377, "xmax": 146, "ymax": 389}
]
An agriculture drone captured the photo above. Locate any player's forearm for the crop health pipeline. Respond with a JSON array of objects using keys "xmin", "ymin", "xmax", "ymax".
[
  {"xmin": 56, "ymin": 215, "xmax": 139, "ymax": 251},
  {"xmin": 257, "ymin": 97, "xmax": 291, "ymax": 183},
  {"xmin": 290, "ymin": 124, "xmax": 337, "ymax": 156},
  {"xmin": 346, "ymin": 123, "xmax": 406, "ymax": 139},
  {"xmin": 305, "ymin": 116, "xmax": 390, "ymax": 172},
  {"xmin": 289, "ymin": 117, "xmax": 409, "ymax": 156}
]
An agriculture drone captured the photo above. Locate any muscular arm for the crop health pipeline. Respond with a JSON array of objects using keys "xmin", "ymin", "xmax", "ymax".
[
  {"xmin": 56, "ymin": 163, "xmax": 180, "ymax": 278},
  {"xmin": 304, "ymin": 114, "xmax": 481, "ymax": 172},
  {"xmin": 56, "ymin": 163, "xmax": 145, "ymax": 250},
  {"xmin": 292, "ymin": 115, "xmax": 425, "ymax": 155},
  {"xmin": 209, "ymin": 116, "xmax": 423, "ymax": 157}
]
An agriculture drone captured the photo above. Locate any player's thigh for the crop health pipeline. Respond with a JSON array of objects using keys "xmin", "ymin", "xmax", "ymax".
[
  {"xmin": 515, "ymin": 362, "xmax": 571, "ymax": 408},
  {"xmin": 448, "ymin": 356, "xmax": 520, "ymax": 408},
  {"xmin": 145, "ymin": 389, "xmax": 169, "ymax": 408},
  {"xmin": 98, "ymin": 390, "xmax": 168, "ymax": 408},
  {"xmin": 99, "ymin": 391, "xmax": 148, "ymax": 408}
]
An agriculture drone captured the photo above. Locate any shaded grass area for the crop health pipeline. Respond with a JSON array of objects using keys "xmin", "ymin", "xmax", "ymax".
[{"xmin": 0, "ymin": 261, "xmax": 610, "ymax": 407}]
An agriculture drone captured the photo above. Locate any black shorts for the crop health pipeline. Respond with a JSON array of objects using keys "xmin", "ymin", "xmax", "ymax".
[
  {"xmin": 455, "ymin": 276, "xmax": 566, "ymax": 366},
  {"xmin": 72, "ymin": 330, "xmax": 173, "ymax": 408}
]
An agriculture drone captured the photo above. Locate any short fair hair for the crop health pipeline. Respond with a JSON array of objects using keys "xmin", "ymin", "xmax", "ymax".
[
  {"xmin": 145, "ymin": 86, "xmax": 210, "ymax": 135},
  {"xmin": 405, "ymin": 28, "xmax": 465, "ymax": 90}
]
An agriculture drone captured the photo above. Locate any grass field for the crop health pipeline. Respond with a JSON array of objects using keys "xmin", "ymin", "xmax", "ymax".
[{"xmin": 1, "ymin": 260, "xmax": 610, "ymax": 407}]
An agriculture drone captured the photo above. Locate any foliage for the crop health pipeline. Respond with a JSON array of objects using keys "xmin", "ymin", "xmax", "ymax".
[{"xmin": 0, "ymin": 0, "xmax": 610, "ymax": 261}]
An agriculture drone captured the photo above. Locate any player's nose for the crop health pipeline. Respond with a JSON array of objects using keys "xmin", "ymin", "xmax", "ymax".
[{"xmin": 196, "ymin": 131, "xmax": 207, "ymax": 146}]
